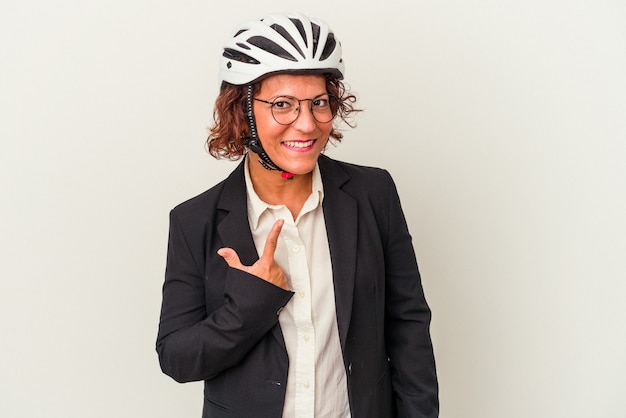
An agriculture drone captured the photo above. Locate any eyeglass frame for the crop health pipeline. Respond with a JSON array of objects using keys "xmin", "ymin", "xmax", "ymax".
[{"xmin": 253, "ymin": 93, "xmax": 339, "ymax": 125}]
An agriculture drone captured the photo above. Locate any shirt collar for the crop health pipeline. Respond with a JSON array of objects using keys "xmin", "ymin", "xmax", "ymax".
[{"xmin": 244, "ymin": 155, "xmax": 324, "ymax": 230}]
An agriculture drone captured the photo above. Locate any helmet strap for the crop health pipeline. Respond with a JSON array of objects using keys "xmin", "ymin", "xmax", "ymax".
[{"xmin": 244, "ymin": 85, "xmax": 294, "ymax": 180}]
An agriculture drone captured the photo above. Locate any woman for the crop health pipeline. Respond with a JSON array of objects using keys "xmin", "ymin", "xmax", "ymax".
[{"xmin": 157, "ymin": 12, "xmax": 438, "ymax": 418}]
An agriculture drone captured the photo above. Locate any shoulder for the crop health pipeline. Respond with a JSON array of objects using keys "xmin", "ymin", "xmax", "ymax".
[
  {"xmin": 170, "ymin": 160, "xmax": 246, "ymax": 222},
  {"xmin": 319, "ymin": 154, "xmax": 395, "ymax": 192},
  {"xmin": 170, "ymin": 179, "xmax": 227, "ymax": 221}
]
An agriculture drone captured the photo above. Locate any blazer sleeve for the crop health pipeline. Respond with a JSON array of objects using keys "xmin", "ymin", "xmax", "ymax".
[
  {"xmin": 381, "ymin": 171, "xmax": 439, "ymax": 417},
  {"xmin": 156, "ymin": 209, "xmax": 294, "ymax": 383}
]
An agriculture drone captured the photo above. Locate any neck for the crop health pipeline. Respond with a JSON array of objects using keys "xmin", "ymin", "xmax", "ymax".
[{"xmin": 248, "ymin": 154, "xmax": 313, "ymax": 218}]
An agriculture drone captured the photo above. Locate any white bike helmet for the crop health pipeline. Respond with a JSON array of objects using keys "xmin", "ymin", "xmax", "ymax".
[{"xmin": 219, "ymin": 12, "xmax": 345, "ymax": 86}]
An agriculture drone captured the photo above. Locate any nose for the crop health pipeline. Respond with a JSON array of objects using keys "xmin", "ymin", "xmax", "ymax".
[{"xmin": 291, "ymin": 102, "xmax": 317, "ymax": 132}]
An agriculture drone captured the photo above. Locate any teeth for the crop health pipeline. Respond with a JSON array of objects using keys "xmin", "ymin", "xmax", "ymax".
[{"xmin": 284, "ymin": 140, "xmax": 314, "ymax": 148}]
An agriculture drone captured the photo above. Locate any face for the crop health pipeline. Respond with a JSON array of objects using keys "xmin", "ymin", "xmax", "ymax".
[{"xmin": 253, "ymin": 74, "xmax": 332, "ymax": 176}]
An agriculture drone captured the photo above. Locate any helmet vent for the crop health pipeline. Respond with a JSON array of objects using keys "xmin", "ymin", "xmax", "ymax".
[
  {"xmin": 247, "ymin": 36, "xmax": 297, "ymax": 62},
  {"xmin": 222, "ymin": 48, "xmax": 260, "ymax": 64},
  {"xmin": 289, "ymin": 18, "xmax": 308, "ymax": 47},
  {"xmin": 236, "ymin": 42, "xmax": 251, "ymax": 50},
  {"xmin": 311, "ymin": 23, "xmax": 321, "ymax": 56},
  {"xmin": 270, "ymin": 24, "xmax": 305, "ymax": 58},
  {"xmin": 320, "ymin": 33, "xmax": 337, "ymax": 61}
]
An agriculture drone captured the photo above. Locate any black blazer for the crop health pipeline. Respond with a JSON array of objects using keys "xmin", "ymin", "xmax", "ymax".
[{"xmin": 156, "ymin": 155, "xmax": 438, "ymax": 417}]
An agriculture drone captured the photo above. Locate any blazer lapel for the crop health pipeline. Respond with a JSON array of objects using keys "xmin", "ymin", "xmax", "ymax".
[
  {"xmin": 216, "ymin": 159, "xmax": 287, "ymax": 348},
  {"xmin": 216, "ymin": 160, "xmax": 259, "ymax": 265},
  {"xmin": 319, "ymin": 155, "xmax": 358, "ymax": 350}
]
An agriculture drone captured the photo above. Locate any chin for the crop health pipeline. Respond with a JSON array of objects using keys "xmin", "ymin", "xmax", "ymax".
[
  {"xmin": 274, "ymin": 151, "xmax": 323, "ymax": 175},
  {"xmin": 280, "ymin": 160, "xmax": 318, "ymax": 176},
  {"xmin": 284, "ymin": 165, "xmax": 316, "ymax": 176}
]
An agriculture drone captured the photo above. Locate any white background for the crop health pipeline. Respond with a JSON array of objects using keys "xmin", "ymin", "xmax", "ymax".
[{"xmin": 1, "ymin": 1, "xmax": 625, "ymax": 417}]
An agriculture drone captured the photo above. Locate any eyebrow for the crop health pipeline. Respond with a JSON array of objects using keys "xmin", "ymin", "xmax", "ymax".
[{"xmin": 266, "ymin": 92, "xmax": 329, "ymax": 100}]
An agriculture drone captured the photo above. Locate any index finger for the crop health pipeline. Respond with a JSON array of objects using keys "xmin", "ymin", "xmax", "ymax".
[{"xmin": 261, "ymin": 219, "xmax": 285, "ymax": 260}]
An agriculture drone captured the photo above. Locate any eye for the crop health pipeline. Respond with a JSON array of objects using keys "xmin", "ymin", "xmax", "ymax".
[
  {"xmin": 312, "ymin": 97, "xmax": 330, "ymax": 108},
  {"xmin": 271, "ymin": 97, "xmax": 296, "ymax": 111}
]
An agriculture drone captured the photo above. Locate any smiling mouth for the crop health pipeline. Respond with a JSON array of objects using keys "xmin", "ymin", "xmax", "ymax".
[{"xmin": 282, "ymin": 139, "xmax": 315, "ymax": 149}]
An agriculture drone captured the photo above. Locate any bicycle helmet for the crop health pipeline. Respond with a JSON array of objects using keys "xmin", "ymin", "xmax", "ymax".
[{"xmin": 219, "ymin": 12, "xmax": 345, "ymax": 86}]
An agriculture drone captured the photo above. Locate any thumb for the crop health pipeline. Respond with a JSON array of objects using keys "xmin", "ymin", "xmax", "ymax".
[{"xmin": 217, "ymin": 247, "xmax": 244, "ymax": 269}]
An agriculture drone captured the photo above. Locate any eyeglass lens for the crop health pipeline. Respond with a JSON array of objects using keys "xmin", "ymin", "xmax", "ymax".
[{"xmin": 270, "ymin": 95, "xmax": 337, "ymax": 125}]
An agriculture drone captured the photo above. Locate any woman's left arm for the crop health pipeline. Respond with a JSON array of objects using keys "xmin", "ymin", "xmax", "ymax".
[{"xmin": 381, "ymin": 171, "xmax": 439, "ymax": 418}]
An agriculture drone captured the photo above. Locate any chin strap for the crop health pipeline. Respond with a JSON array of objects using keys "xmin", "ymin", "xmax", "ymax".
[{"xmin": 244, "ymin": 85, "xmax": 294, "ymax": 180}]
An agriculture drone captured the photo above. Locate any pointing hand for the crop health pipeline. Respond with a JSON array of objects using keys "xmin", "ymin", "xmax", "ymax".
[{"xmin": 217, "ymin": 219, "xmax": 288, "ymax": 290}]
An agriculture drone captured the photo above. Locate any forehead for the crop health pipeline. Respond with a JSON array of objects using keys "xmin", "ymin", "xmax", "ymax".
[{"xmin": 258, "ymin": 74, "xmax": 327, "ymax": 97}]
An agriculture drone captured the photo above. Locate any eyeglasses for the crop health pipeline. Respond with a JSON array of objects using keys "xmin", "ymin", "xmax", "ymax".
[{"xmin": 253, "ymin": 94, "xmax": 339, "ymax": 125}]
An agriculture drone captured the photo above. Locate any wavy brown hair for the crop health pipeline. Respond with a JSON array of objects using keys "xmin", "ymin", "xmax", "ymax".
[{"xmin": 206, "ymin": 75, "xmax": 360, "ymax": 160}]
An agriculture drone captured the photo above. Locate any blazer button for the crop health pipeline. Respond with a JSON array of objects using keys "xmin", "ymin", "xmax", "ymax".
[
  {"xmin": 276, "ymin": 307, "xmax": 284, "ymax": 315},
  {"xmin": 348, "ymin": 363, "xmax": 352, "ymax": 375}
]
